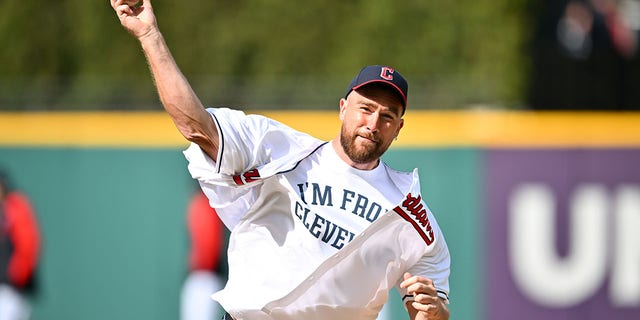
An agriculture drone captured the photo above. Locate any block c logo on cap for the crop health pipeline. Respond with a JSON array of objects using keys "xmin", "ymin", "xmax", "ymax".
[{"xmin": 380, "ymin": 67, "xmax": 395, "ymax": 80}]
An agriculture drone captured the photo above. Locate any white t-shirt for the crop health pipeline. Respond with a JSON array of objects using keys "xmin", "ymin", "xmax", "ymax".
[{"xmin": 183, "ymin": 108, "xmax": 450, "ymax": 320}]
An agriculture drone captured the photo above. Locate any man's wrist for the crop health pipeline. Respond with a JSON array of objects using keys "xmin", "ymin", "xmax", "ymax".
[{"xmin": 138, "ymin": 27, "xmax": 162, "ymax": 46}]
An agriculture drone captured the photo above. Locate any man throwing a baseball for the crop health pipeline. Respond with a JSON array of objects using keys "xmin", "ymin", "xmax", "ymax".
[{"xmin": 111, "ymin": 1, "xmax": 450, "ymax": 319}]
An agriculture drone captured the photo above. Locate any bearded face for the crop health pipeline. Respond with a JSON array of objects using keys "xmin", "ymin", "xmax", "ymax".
[
  {"xmin": 336, "ymin": 84, "xmax": 404, "ymax": 168},
  {"xmin": 339, "ymin": 124, "xmax": 388, "ymax": 164}
]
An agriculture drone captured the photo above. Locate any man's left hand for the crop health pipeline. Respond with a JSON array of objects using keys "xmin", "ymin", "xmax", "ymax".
[{"xmin": 400, "ymin": 272, "xmax": 449, "ymax": 320}]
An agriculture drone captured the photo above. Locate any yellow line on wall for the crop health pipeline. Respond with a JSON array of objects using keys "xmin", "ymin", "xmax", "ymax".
[
  {"xmin": 0, "ymin": 110, "xmax": 639, "ymax": 148},
  {"xmin": 0, "ymin": 112, "xmax": 187, "ymax": 148},
  {"xmin": 398, "ymin": 110, "xmax": 640, "ymax": 148}
]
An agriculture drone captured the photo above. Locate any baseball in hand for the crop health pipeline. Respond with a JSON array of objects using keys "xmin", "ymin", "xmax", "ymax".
[{"xmin": 124, "ymin": 0, "xmax": 141, "ymax": 7}]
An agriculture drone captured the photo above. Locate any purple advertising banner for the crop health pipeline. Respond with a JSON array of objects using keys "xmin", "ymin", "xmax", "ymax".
[{"xmin": 486, "ymin": 149, "xmax": 640, "ymax": 320}]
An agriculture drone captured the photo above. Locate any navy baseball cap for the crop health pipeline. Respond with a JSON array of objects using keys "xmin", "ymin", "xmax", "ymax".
[{"xmin": 345, "ymin": 65, "xmax": 409, "ymax": 111}]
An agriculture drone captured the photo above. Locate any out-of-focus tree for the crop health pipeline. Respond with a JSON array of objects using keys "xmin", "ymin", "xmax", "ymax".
[{"xmin": 0, "ymin": 0, "xmax": 533, "ymax": 110}]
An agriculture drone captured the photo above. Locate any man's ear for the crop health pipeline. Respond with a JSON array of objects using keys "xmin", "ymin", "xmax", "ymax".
[
  {"xmin": 395, "ymin": 118, "xmax": 404, "ymax": 137},
  {"xmin": 339, "ymin": 98, "xmax": 347, "ymax": 121}
]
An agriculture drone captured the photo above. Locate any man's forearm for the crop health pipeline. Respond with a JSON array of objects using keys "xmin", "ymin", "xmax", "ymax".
[
  {"xmin": 139, "ymin": 31, "xmax": 206, "ymax": 131},
  {"xmin": 138, "ymin": 30, "xmax": 219, "ymax": 158}
]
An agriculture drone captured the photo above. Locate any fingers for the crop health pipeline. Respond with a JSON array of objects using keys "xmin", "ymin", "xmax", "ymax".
[
  {"xmin": 401, "ymin": 272, "xmax": 436, "ymax": 295},
  {"xmin": 111, "ymin": 0, "xmax": 141, "ymax": 16},
  {"xmin": 111, "ymin": 0, "xmax": 132, "ymax": 17},
  {"xmin": 111, "ymin": 0, "xmax": 139, "ymax": 8},
  {"xmin": 110, "ymin": 0, "xmax": 125, "ymax": 10},
  {"xmin": 118, "ymin": 6, "xmax": 133, "ymax": 18},
  {"xmin": 403, "ymin": 274, "xmax": 444, "ymax": 318},
  {"xmin": 411, "ymin": 299, "xmax": 439, "ymax": 313},
  {"xmin": 402, "ymin": 271, "xmax": 432, "ymax": 284},
  {"xmin": 413, "ymin": 291, "xmax": 440, "ymax": 306}
]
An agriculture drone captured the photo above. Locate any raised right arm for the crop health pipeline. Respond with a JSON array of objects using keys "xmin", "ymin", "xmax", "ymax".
[{"xmin": 110, "ymin": 0, "xmax": 219, "ymax": 160}]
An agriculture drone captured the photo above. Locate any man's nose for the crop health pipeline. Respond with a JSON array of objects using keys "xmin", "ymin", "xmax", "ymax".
[{"xmin": 365, "ymin": 113, "xmax": 380, "ymax": 132}]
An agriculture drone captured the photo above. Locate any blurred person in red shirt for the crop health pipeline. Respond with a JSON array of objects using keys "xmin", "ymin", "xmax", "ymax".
[
  {"xmin": 0, "ymin": 169, "xmax": 40, "ymax": 320},
  {"xmin": 181, "ymin": 189, "xmax": 227, "ymax": 320}
]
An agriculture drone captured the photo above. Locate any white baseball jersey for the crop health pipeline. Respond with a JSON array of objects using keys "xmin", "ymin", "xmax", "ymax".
[{"xmin": 183, "ymin": 108, "xmax": 450, "ymax": 320}]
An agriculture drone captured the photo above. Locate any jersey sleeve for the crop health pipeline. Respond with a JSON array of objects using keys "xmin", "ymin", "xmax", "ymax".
[
  {"xmin": 183, "ymin": 107, "xmax": 322, "ymax": 229},
  {"xmin": 398, "ymin": 209, "xmax": 451, "ymax": 306},
  {"xmin": 205, "ymin": 107, "xmax": 319, "ymax": 176}
]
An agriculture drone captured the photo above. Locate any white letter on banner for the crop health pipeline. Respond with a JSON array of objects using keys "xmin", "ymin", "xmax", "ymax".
[
  {"xmin": 611, "ymin": 185, "xmax": 640, "ymax": 307},
  {"xmin": 509, "ymin": 184, "xmax": 608, "ymax": 307}
]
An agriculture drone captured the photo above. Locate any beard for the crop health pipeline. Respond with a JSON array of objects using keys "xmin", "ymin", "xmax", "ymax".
[{"xmin": 339, "ymin": 125, "xmax": 388, "ymax": 164}]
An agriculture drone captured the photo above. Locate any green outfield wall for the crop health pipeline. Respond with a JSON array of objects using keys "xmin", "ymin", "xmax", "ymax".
[{"xmin": 1, "ymin": 111, "xmax": 638, "ymax": 320}]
